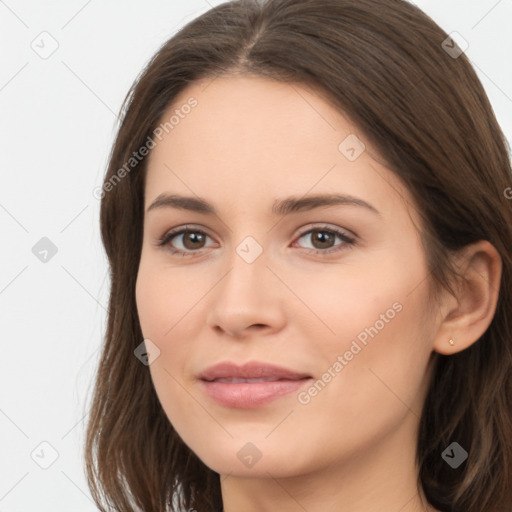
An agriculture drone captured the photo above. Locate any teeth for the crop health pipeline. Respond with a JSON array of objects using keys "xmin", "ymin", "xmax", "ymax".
[{"xmin": 215, "ymin": 377, "xmax": 278, "ymax": 383}]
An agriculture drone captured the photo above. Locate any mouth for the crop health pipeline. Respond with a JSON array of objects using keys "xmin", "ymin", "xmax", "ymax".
[
  {"xmin": 198, "ymin": 361, "xmax": 313, "ymax": 408},
  {"xmin": 211, "ymin": 377, "xmax": 292, "ymax": 383}
]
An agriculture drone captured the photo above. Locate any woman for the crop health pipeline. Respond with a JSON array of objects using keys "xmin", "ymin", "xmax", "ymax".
[{"xmin": 84, "ymin": 1, "xmax": 512, "ymax": 511}]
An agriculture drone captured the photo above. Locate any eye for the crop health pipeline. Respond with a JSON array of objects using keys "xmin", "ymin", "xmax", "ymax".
[
  {"xmin": 292, "ymin": 225, "xmax": 356, "ymax": 254},
  {"xmin": 156, "ymin": 225, "xmax": 216, "ymax": 256},
  {"xmin": 156, "ymin": 224, "xmax": 356, "ymax": 257}
]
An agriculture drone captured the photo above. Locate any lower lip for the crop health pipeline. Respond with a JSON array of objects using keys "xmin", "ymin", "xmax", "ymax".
[{"xmin": 200, "ymin": 378, "xmax": 312, "ymax": 408}]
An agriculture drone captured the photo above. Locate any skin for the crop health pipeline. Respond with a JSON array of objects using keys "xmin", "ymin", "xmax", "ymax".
[{"xmin": 135, "ymin": 74, "xmax": 502, "ymax": 512}]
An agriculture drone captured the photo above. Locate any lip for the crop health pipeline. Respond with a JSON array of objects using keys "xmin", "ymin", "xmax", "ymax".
[{"xmin": 198, "ymin": 361, "xmax": 313, "ymax": 408}]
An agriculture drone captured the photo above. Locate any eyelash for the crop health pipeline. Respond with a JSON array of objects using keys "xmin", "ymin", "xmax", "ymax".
[{"xmin": 156, "ymin": 224, "xmax": 356, "ymax": 257}]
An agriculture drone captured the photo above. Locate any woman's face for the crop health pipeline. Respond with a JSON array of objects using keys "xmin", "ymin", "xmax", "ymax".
[{"xmin": 136, "ymin": 75, "xmax": 439, "ymax": 478}]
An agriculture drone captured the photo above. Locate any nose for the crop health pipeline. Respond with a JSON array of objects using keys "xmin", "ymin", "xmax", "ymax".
[{"xmin": 206, "ymin": 248, "xmax": 286, "ymax": 339}]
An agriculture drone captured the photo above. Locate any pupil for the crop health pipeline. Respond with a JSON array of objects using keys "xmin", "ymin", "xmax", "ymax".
[
  {"xmin": 314, "ymin": 230, "xmax": 333, "ymax": 249},
  {"xmin": 185, "ymin": 232, "xmax": 204, "ymax": 249},
  {"xmin": 181, "ymin": 230, "xmax": 334, "ymax": 251}
]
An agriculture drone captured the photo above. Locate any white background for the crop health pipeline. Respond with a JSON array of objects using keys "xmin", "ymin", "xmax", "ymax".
[{"xmin": 0, "ymin": 0, "xmax": 511, "ymax": 510}]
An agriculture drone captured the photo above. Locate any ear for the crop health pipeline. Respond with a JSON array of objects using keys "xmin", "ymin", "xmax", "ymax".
[{"xmin": 432, "ymin": 240, "xmax": 502, "ymax": 355}]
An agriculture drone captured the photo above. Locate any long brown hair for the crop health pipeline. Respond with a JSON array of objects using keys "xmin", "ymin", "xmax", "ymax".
[{"xmin": 84, "ymin": 1, "xmax": 512, "ymax": 510}]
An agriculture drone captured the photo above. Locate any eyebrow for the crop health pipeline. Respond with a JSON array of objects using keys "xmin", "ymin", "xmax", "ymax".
[{"xmin": 146, "ymin": 193, "xmax": 381, "ymax": 217}]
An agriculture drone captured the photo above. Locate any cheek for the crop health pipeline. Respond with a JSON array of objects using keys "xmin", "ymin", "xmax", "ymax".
[
  {"xmin": 135, "ymin": 265, "xmax": 196, "ymax": 427},
  {"xmin": 132, "ymin": 242, "xmax": 435, "ymax": 475},
  {"xmin": 135, "ymin": 259, "xmax": 202, "ymax": 342},
  {"xmin": 135, "ymin": 260, "xmax": 206, "ymax": 400},
  {"xmin": 135, "ymin": 260, "xmax": 160, "ymax": 336},
  {"xmin": 282, "ymin": 262, "xmax": 412, "ymax": 363},
  {"xmin": 300, "ymin": 245, "xmax": 433, "ymax": 408},
  {"xmin": 290, "ymin": 291, "xmax": 433, "ymax": 470},
  {"xmin": 310, "ymin": 276, "xmax": 434, "ymax": 423}
]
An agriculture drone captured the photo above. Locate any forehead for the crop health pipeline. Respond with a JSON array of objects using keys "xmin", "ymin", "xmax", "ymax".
[
  {"xmin": 154, "ymin": 74, "xmax": 362, "ymax": 158},
  {"xmin": 144, "ymin": 74, "xmax": 416, "ymax": 223}
]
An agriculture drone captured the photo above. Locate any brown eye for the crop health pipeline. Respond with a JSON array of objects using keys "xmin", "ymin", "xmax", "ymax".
[
  {"xmin": 158, "ymin": 227, "xmax": 215, "ymax": 256},
  {"xmin": 157, "ymin": 224, "xmax": 355, "ymax": 257},
  {"xmin": 294, "ymin": 226, "xmax": 356, "ymax": 254},
  {"xmin": 181, "ymin": 231, "xmax": 207, "ymax": 250},
  {"xmin": 309, "ymin": 229, "xmax": 336, "ymax": 249}
]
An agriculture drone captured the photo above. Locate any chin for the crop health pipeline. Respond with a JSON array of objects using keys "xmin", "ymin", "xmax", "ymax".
[{"xmin": 185, "ymin": 434, "xmax": 311, "ymax": 478}]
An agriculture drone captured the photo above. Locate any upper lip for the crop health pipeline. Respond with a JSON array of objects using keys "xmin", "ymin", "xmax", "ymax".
[{"xmin": 198, "ymin": 361, "xmax": 311, "ymax": 381}]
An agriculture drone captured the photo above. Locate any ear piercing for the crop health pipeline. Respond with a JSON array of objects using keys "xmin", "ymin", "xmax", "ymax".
[{"xmin": 448, "ymin": 338, "xmax": 455, "ymax": 346}]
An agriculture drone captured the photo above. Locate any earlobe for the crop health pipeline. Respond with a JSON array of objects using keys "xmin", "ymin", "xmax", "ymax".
[{"xmin": 432, "ymin": 240, "xmax": 502, "ymax": 356}]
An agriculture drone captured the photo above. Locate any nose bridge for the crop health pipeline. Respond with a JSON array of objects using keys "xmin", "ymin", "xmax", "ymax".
[
  {"xmin": 218, "ymin": 235, "xmax": 269, "ymax": 303},
  {"xmin": 206, "ymin": 234, "xmax": 284, "ymax": 335}
]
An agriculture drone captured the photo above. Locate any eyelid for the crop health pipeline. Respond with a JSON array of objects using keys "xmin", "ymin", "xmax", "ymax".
[
  {"xmin": 291, "ymin": 224, "xmax": 356, "ymax": 252},
  {"xmin": 156, "ymin": 224, "xmax": 216, "ymax": 248},
  {"xmin": 293, "ymin": 223, "xmax": 355, "ymax": 240}
]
